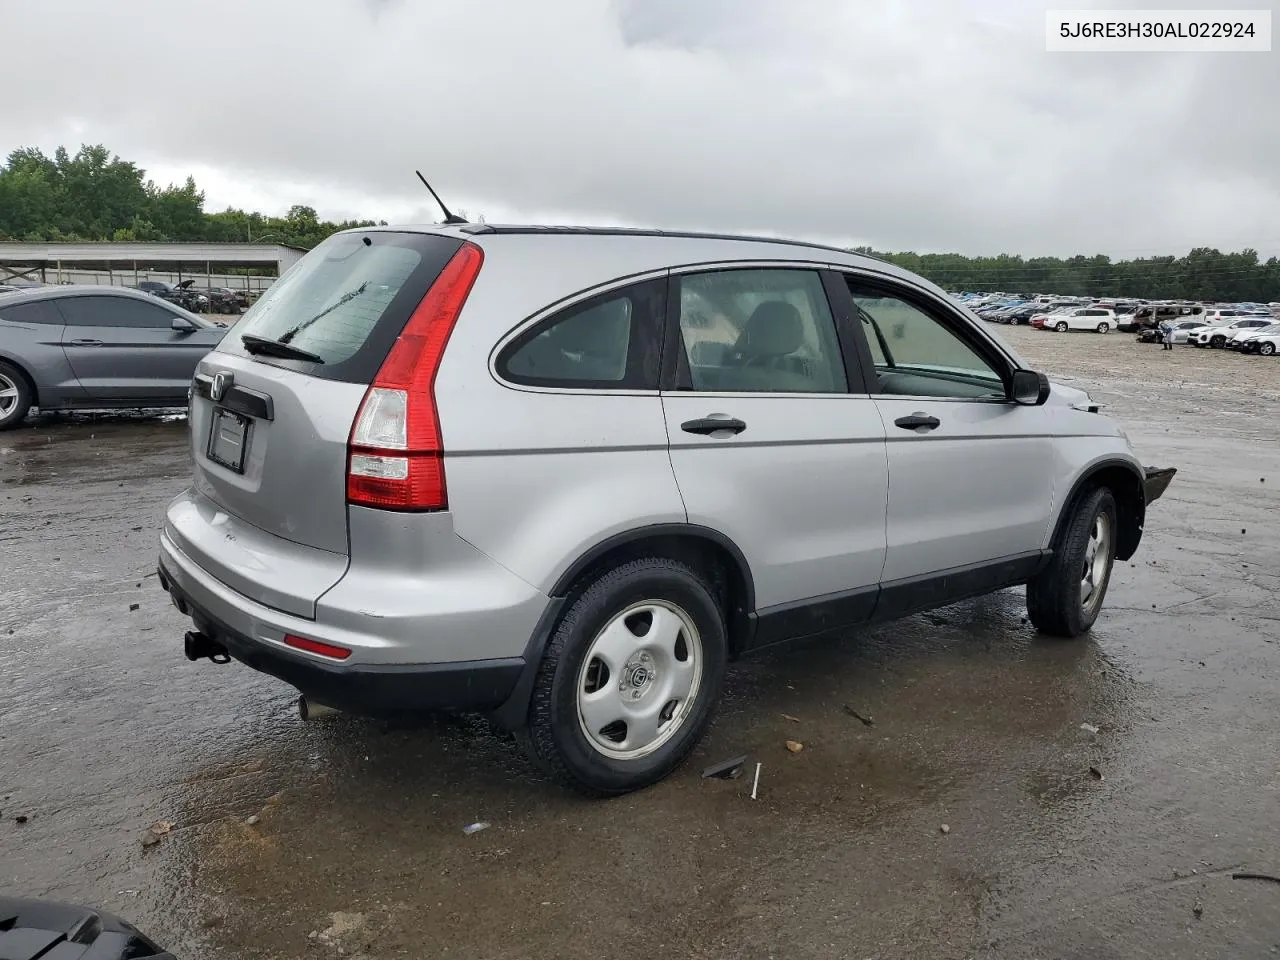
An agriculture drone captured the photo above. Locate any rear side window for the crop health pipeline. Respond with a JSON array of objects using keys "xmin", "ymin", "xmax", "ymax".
[
  {"xmin": 674, "ymin": 269, "xmax": 847, "ymax": 394},
  {"xmin": 498, "ymin": 278, "xmax": 665, "ymax": 390},
  {"xmin": 57, "ymin": 296, "xmax": 179, "ymax": 328},
  {"xmin": 226, "ymin": 231, "xmax": 464, "ymax": 383},
  {"xmin": 0, "ymin": 300, "xmax": 63, "ymax": 325}
]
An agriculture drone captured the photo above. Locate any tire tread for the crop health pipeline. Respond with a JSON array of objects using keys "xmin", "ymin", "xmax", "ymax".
[{"xmin": 1027, "ymin": 486, "xmax": 1116, "ymax": 637}]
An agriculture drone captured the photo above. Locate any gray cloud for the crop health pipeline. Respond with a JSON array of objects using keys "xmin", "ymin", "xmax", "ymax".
[{"xmin": 4, "ymin": 0, "xmax": 1277, "ymax": 256}]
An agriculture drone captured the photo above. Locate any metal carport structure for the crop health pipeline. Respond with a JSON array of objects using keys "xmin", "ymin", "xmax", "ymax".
[{"xmin": 0, "ymin": 241, "xmax": 306, "ymax": 287}]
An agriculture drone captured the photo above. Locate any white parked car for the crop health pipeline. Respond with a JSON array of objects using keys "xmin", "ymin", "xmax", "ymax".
[
  {"xmin": 1038, "ymin": 307, "xmax": 1117, "ymax": 333},
  {"xmin": 1190, "ymin": 317, "xmax": 1273, "ymax": 348},
  {"xmin": 1237, "ymin": 324, "xmax": 1280, "ymax": 355}
]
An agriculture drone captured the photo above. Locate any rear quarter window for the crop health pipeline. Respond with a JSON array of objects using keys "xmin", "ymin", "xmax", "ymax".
[
  {"xmin": 0, "ymin": 300, "xmax": 63, "ymax": 325},
  {"xmin": 224, "ymin": 231, "xmax": 464, "ymax": 384},
  {"xmin": 497, "ymin": 278, "xmax": 665, "ymax": 390}
]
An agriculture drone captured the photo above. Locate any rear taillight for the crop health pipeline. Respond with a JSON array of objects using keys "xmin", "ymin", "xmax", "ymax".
[{"xmin": 346, "ymin": 242, "xmax": 484, "ymax": 511}]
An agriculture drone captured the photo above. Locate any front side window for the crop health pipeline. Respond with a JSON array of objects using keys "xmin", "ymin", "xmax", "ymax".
[
  {"xmin": 498, "ymin": 277, "xmax": 664, "ymax": 389},
  {"xmin": 847, "ymin": 281, "xmax": 1006, "ymax": 400},
  {"xmin": 674, "ymin": 269, "xmax": 847, "ymax": 393}
]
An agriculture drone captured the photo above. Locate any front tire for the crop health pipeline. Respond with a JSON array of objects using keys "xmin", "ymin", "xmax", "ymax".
[
  {"xmin": 0, "ymin": 361, "xmax": 33, "ymax": 430},
  {"xmin": 1055, "ymin": 321, "xmax": 1069, "ymax": 333},
  {"xmin": 1027, "ymin": 487, "xmax": 1117, "ymax": 637},
  {"xmin": 1210, "ymin": 335, "xmax": 1226, "ymax": 348},
  {"xmin": 1260, "ymin": 342, "xmax": 1276, "ymax": 356},
  {"xmin": 522, "ymin": 557, "xmax": 728, "ymax": 796}
]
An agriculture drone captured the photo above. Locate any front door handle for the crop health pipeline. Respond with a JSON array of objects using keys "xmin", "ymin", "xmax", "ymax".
[
  {"xmin": 681, "ymin": 416, "xmax": 747, "ymax": 436},
  {"xmin": 893, "ymin": 413, "xmax": 940, "ymax": 432},
  {"xmin": 68, "ymin": 338, "xmax": 104, "ymax": 346}
]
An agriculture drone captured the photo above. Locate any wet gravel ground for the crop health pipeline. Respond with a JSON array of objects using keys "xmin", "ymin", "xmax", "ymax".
[{"xmin": 2, "ymin": 327, "xmax": 1278, "ymax": 959}]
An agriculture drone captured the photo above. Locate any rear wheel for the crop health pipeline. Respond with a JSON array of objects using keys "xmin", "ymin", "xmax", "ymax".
[
  {"xmin": 1055, "ymin": 321, "xmax": 1069, "ymax": 333},
  {"xmin": 1096, "ymin": 322, "xmax": 1110, "ymax": 334},
  {"xmin": 1027, "ymin": 487, "xmax": 1117, "ymax": 637},
  {"xmin": 522, "ymin": 557, "xmax": 728, "ymax": 795},
  {"xmin": 1261, "ymin": 341, "xmax": 1277, "ymax": 356},
  {"xmin": 0, "ymin": 361, "xmax": 33, "ymax": 431},
  {"xmin": 1210, "ymin": 335, "xmax": 1226, "ymax": 348}
]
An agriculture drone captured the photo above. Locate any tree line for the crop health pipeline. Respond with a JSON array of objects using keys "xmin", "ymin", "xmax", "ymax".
[
  {"xmin": 2, "ymin": 145, "xmax": 1278, "ymax": 302},
  {"xmin": 0, "ymin": 144, "xmax": 381, "ymax": 252}
]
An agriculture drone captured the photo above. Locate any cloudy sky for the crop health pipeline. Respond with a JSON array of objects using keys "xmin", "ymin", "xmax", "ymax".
[{"xmin": 5, "ymin": 0, "xmax": 1278, "ymax": 256}]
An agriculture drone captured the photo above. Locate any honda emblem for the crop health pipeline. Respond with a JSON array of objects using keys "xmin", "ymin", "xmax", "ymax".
[{"xmin": 211, "ymin": 372, "xmax": 232, "ymax": 402}]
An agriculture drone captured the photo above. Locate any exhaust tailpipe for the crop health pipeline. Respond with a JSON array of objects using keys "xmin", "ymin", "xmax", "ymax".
[
  {"xmin": 184, "ymin": 631, "xmax": 230, "ymax": 664},
  {"xmin": 298, "ymin": 696, "xmax": 340, "ymax": 721}
]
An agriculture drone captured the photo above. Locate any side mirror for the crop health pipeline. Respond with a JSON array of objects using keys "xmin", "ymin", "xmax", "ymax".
[
  {"xmin": 1010, "ymin": 369, "xmax": 1050, "ymax": 406},
  {"xmin": 171, "ymin": 317, "xmax": 197, "ymax": 333}
]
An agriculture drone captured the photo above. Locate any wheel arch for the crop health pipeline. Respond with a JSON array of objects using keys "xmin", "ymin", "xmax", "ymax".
[
  {"xmin": 549, "ymin": 523, "xmax": 756, "ymax": 655},
  {"xmin": 0, "ymin": 351, "xmax": 39, "ymax": 406},
  {"xmin": 1050, "ymin": 459, "xmax": 1146, "ymax": 561},
  {"xmin": 490, "ymin": 524, "xmax": 757, "ymax": 732}
]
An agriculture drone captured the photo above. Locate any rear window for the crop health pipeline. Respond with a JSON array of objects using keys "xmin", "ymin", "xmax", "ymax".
[{"xmin": 225, "ymin": 231, "xmax": 463, "ymax": 383}]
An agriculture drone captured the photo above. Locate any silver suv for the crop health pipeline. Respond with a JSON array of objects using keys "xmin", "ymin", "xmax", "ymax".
[{"xmin": 157, "ymin": 226, "xmax": 1175, "ymax": 795}]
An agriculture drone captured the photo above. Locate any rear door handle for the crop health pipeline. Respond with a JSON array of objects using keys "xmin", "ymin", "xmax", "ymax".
[
  {"xmin": 681, "ymin": 416, "xmax": 747, "ymax": 436},
  {"xmin": 68, "ymin": 338, "xmax": 104, "ymax": 346},
  {"xmin": 893, "ymin": 413, "xmax": 941, "ymax": 431}
]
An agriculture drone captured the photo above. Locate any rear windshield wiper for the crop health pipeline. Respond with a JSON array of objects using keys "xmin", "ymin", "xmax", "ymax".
[
  {"xmin": 277, "ymin": 281, "xmax": 369, "ymax": 344},
  {"xmin": 240, "ymin": 333, "xmax": 325, "ymax": 364}
]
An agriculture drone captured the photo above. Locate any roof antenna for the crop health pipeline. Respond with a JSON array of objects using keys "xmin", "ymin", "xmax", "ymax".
[{"xmin": 415, "ymin": 170, "xmax": 468, "ymax": 225}]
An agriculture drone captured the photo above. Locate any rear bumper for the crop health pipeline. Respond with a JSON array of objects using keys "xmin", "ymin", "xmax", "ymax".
[
  {"xmin": 157, "ymin": 515, "xmax": 550, "ymax": 714},
  {"xmin": 159, "ymin": 557, "xmax": 526, "ymax": 714}
]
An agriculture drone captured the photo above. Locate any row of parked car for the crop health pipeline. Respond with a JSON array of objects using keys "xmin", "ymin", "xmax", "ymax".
[
  {"xmin": 952, "ymin": 292, "xmax": 1280, "ymax": 355},
  {"xmin": 0, "ymin": 278, "xmax": 251, "ymax": 315},
  {"xmin": 134, "ymin": 280, "xmax": 249, "ymax": 315}
]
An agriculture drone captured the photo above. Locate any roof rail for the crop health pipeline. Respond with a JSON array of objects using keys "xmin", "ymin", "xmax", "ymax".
[{"xmin": 457, "ymin": 224, "xmax": 880, "ymax": 260}]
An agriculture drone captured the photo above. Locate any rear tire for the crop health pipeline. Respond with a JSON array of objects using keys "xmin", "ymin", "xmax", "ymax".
[
  {"xmin": 1210, "ymin": 335, "xmax": 1226, "ymax": 348},
  {"xmin": 521, "ymin": 557, "xmax": 728, "ymax": 796},
  {"xmin": 1027, "ymin": 487, "xmax": 1117, "ymax": 638},
  {"xmin": 1096, "ymin": 322, "xmax": 1110, "ymax": 334},
  {"xmin": 0, "ymin": 360, "xmax": 33, "ymax": 431},
  {"xmin": 1055, "ymin": 321, "xmax": 1069, "ymax": 333}
]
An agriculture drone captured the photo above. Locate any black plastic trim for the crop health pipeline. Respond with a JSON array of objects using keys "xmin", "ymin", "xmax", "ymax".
[
  {"xmin": 1144, "ymin": 466, "xmax": 1177, "ymax": 504},
  {"xmin": 488, "ymin": 595, "xmax": 567, "ymax": 730},
  {"xmin": 548, "ymin": 523, "xmax": 757, "ymax": 611},
  {"xmin": 163, "ymin": 564, "xmax": 523, "ymax": 714},
  {"xmin": 873, "ymin": 551, "xmax": 1049, "ymax": 623},
  {"xmin": 751, "ymin": 584, "xmax": 879, "ymax": 648},
  {"xmin": 1048, "ymin": 458, "xmax": 1148, "ymax": 561},
  {"xmin": 820, "ymin": 269, "xmax": 874, "ymax": 394},
  {"xmin": 192, "ymin": 373, "xmax": 275, "ymax": 421}
]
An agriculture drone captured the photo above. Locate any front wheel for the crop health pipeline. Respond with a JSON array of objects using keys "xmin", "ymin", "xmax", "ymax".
[
  {"xmin": 1027, "ymin": 486, "xmax": 1117, "ymax": 637},
  {"xmin": 1096, "ymin": 322, "xmax": 1110, "ymax": 334},
  {"xmin": 1055, "ymin": 321, "xmax": 1069, "ymax": 333},
  {"xmin": 1210, "ymin": 335, "xmax": 1226, "ymax": 348},
  {"xmin": 521, "ymin": 557, "xmax": 728, "ymax": 795},
  {"xmin": 1260, "ymin": 341, "xmax": 1277, "ymax": 356}
]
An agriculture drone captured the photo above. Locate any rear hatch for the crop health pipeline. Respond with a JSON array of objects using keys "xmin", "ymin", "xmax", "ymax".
[{"xmin": 176, "ymin": 230, "xmax": 465, "ymax": 612}]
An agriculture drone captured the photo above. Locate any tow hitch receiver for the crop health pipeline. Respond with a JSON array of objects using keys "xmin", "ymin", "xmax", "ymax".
[{"xmin": 184, "ymin": 631, "xmax": 230, "ymax": 664}]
